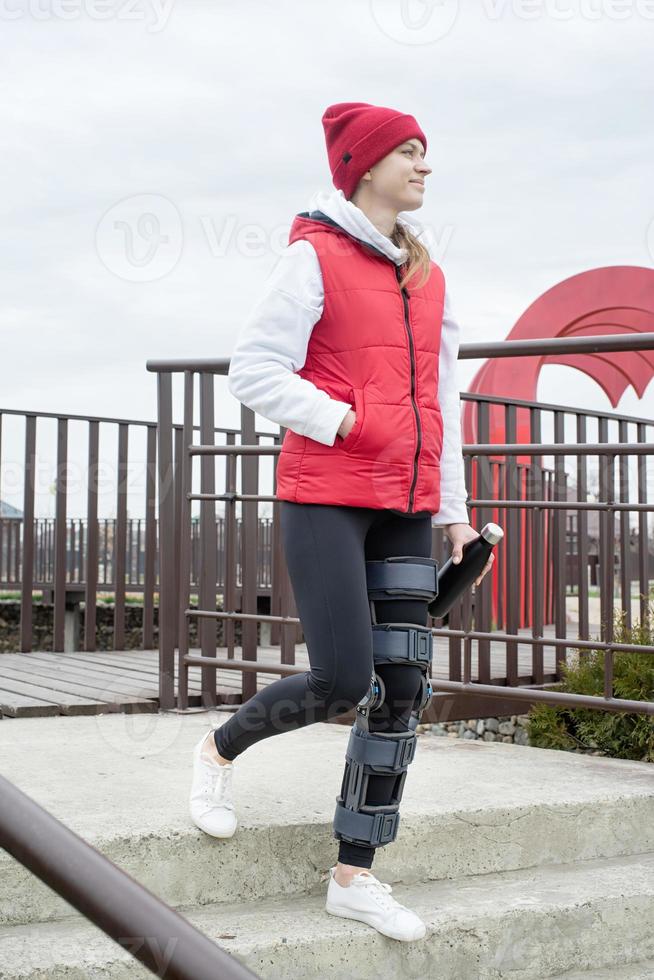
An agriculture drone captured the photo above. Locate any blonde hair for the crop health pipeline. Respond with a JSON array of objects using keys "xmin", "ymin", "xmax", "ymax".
[{"xmin": 391, "ymin": 221, "xmax": 431, "ymax": 291}]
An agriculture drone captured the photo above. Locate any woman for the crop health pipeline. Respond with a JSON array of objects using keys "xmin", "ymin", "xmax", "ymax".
[{"xmin": 189, "ymin": 101, "xmax": 494, "ymax": 942}]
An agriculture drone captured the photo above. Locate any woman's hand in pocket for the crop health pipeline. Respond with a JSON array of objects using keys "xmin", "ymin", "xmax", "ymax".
[{"xmin": 337, "ymin": 409, "xmax": 357, "ymax": 440}]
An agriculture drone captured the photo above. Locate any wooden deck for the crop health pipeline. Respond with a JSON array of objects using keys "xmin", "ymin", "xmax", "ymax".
[{"xmin": 0, "ymin": 626, "xmax": 585, "ymax": 718}]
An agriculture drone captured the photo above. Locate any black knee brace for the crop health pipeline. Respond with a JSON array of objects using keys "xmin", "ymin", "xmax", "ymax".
[{"xmin": 332, "ymin": 556, "xmax": 438, "ymax": 850}]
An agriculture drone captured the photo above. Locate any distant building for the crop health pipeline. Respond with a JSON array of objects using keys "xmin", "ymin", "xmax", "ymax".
[{"xmin": 0, "ymin": 500, "xmax": 23, "ymax": 518}]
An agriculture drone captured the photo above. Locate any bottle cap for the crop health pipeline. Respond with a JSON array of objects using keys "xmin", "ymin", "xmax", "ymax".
[{"xmin": 480, "ymin": 522, "xmax": 504, "ymax": 545}]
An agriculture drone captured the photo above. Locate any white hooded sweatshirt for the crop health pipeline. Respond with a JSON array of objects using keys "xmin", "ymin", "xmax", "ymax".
[{"xmin": 227, "ymin": 188, "xmax": 470, "ymax": 527}]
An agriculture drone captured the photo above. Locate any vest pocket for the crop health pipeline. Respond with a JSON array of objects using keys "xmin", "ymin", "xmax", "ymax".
[{"xmin": 338, "ymin": 387, "xmax": 365, "ymax": 451}]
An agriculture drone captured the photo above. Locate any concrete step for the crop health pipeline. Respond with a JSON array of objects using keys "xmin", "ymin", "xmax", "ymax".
[
  {"xmin": 1, "ymin": 850, "xmax": 653, "ymax": 979},
  {"xmin": 1, "ymin": 710, "xmax": 653, "ymax": 928}
]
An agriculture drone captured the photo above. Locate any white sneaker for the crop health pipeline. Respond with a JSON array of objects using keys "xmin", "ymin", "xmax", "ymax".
[
  {"xmin": 325, "ymin": 866, "xmax": 427, "ymax": 942},
  {"xmin": 189, "ymin": 728, "xmax": 237, "ymax": 838}
]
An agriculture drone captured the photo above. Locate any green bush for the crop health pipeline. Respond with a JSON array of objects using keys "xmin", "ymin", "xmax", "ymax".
[{"xmin": 526, "ymin": 592, "xmax": 654, "ymax": 763}]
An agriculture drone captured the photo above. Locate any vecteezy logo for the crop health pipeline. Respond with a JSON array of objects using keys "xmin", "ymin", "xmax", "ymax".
[
  {"xmin": 95, "ymin": 193, "xmax": 183, "ymax": 282},
  {"xmin": 369, "ymin": 0, "xmax": 460, "ymax": 44}
]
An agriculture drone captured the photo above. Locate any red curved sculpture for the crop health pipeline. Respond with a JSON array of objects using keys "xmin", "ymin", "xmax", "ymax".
[
  {"xmin": 461, "ymin": 265, "xmax": 654, "ymax": 631},
  {"xmin": 463, "ymin": 265, "xmax": 654, "ymax": 445}
]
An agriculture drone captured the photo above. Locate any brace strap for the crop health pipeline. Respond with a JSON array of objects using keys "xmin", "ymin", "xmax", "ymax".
[
  {"xmin": 372, "ymin": 623, "xmax": 433, "ymax": 667},
  {"xmin": 332, "ymin": 805, "xmax": 400, "ymax": 847},
  {"xmin": 366, "ymin": 556, "xmax": 439, "ymax": 602},
  {"xmin": 345, "ymin": 724, "xmax": 417, "ymax": 774}
]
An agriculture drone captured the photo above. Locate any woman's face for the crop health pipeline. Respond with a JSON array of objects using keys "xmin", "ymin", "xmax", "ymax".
[{"xmin": 364, "ymin": 138, "xmax": 432, "ymax": 212}]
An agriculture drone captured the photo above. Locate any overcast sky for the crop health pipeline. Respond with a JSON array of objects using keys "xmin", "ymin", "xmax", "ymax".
[{"xmin": 1, "ymin": 0, "xmax": 653, "ymax": 518}]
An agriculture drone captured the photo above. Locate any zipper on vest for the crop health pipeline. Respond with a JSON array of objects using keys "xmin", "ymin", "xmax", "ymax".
[{"xmin": 395, "ymin": 265, "xmax": 421, "ymax": 512}]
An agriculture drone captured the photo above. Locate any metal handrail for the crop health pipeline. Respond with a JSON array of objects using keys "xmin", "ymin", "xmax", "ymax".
[
  {"xmin": 457, "ymin": 331, "xmax": 654, "ymax": 358},
  {"xmin": 0, "ymin": 773, "xmax": 259, "ymax": 980},
  {"xmin": 145, "ymin": 331, "xmax": 654, "ymax": 375},
  {"xmin": 185, "ymin": 443, "xmax": 654, "ymax": 458}
]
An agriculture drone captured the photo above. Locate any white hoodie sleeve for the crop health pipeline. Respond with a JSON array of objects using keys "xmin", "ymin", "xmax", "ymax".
[
  {"xmin": 430, "ymin": 289, "xmax": 471, "ymax": 527},
  {"xmin": 227, "ymin": 240, "xmax": 352, "ymax": 446}
]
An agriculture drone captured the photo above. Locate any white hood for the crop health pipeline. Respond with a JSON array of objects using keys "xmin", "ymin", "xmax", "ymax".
[{"xmin": 306, "ymin": 187, "xmax": 433, "ymax": 266}]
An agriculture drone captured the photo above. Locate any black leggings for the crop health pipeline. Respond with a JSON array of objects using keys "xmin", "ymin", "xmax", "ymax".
[{"xmin": 214, "ymin": 501, "xmax": 433, "ymax": 869}]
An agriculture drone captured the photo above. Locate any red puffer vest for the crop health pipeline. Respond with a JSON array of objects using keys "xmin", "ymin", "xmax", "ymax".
[{"xmin": 274, "ymin": 210, "xmax": 446, "ymax": 514}]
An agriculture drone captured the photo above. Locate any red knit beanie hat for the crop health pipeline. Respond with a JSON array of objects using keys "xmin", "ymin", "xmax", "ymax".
[{"xmin": 321, "ymin": 101, "xmax": 428, "ymax": 200}]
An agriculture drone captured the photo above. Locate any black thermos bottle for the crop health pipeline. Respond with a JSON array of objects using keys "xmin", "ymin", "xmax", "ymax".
[{"xmin": 428, "ymin": 522, "xmax": 504, "ymax": 621}]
